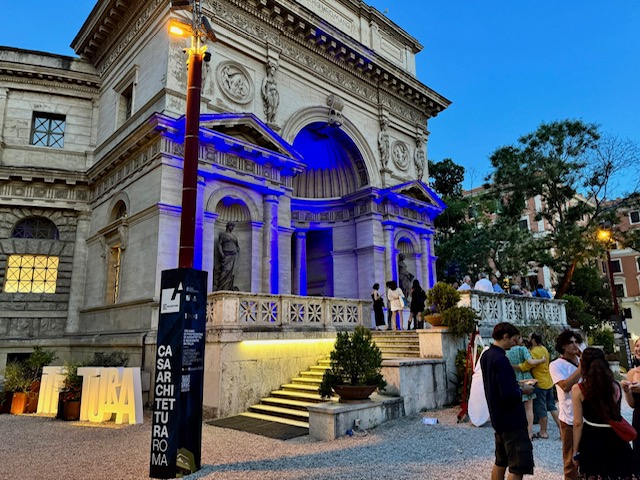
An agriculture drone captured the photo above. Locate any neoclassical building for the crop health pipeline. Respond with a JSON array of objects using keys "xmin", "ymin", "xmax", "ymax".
[{"xmin": 0, "ymin": 0, "xmax": 449, "ymax": 378}]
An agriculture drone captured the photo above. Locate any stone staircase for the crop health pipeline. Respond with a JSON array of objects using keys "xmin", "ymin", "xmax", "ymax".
[
  {"xmin": 371, "ymin": 330, "xmax": 421, "ymax": 359},
  {"xmin": 240, "ymin": 358, "xmax": 336, "ymax": 429}
]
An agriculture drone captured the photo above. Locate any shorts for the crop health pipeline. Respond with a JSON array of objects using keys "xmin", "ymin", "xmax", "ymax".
[
  {"xmin": 533, "ymin": 386, "xmax": 557, "ymax": 420},
  {"xmin": 495, "ymin": 428, "xmax": 534, "ymax": 475}
]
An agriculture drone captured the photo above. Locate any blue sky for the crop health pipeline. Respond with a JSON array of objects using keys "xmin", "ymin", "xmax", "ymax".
[{"xmin": 1, "ymin": 1, "xmax": 638, "ymax": 191}]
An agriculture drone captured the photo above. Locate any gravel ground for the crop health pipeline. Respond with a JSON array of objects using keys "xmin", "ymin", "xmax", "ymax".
[{"xmin": 2, "ymin": 401, "xmax": 611, "ymax": 480}]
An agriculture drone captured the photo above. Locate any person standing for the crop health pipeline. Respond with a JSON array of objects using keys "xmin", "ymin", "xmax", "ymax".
[
  {"xmin": 408, "ymin": 279, "xmax": 426, "ymax": 330},
  {"xmin": 386, "ymin": 280, "xmax": 404, "ymax": 331},
  {"xmin": 474, "ymin": 273, "xmax": 494, "ymax": 293},
  {"xmin": 458, "ymin": 275, "xmax": 472, "ymax": 291},
  {"xmin": 507, "ymin": 336, "xmax": 541, "ymax": 439},
  {"xmin": 622, "ymin": 354, "xmax": 640, "ymax": 469},
  {"xmin": 524, "ymin": 333, "xmax": 560, "ymax": 439},
  {"xmin": 532, "ymin": 283, "xmax": 552, "ymax": 298},
  {"xmin": 549, "ymin": 330, "xmax": 582, "ymax": 480},
  {"xmin": 572, "ymin": 347, "xmax": 638, "ymax": 479},
  {"xmin": 492, "ymin": 276, "xmax": 505, "ymax": 293},
  {"xmin": 371, "ymin": 283, "xmax": 385, "ymax": 330},
  {"xmin": 481, "ymin": 322, "xmax": 535, "ymax": 480}
]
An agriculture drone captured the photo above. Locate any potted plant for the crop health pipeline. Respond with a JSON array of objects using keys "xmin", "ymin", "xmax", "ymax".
[
  {"xmin": 319, "ymin": 326, "xmax": 387, "ymax": 402},
  {"xmin": 24, "ymin": 347, "xmax": 57, "ymax": 413},
  {"xmin": 441, "ymin": 306, "xmax": 479, "ymax": 337},
  {"xmin": 4, "ymin": 360, "xmax": 32, "ymax": 414},
  {"xmin": 59, "ymin": 361, "xmax": 82, "ymax": 421},
  {"xmin": 424, "ymin": 282, "xmax": 461, "ymax": 326}
]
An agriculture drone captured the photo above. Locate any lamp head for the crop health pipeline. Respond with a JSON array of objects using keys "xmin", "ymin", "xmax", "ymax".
[{"xmin": 597, "ymin": 228, "xmax": 611, "ymax": 242}]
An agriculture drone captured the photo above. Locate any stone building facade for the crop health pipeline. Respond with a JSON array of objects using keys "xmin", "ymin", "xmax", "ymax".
[{"xmin": 0, "ymin": 0, "xmax": 449, "ymax": 376}]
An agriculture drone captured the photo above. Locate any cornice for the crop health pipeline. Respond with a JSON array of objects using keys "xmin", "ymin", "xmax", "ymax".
[{"xmin": 0, "ymin": 63, "xmax": 100, "ymax": 91}]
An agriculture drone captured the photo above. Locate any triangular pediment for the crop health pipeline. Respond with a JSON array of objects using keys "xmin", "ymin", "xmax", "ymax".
[
  {"xmin": 386, "ymin": 180, "xmax": 447, "ymax": 211},
  {"xmin": 199, "ymin": 113, "xmax": 300, "ymax": 161}
]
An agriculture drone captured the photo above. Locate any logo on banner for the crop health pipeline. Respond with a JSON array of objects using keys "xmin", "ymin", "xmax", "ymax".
[{"xmin": 161, "ymin": 283, "xmax": 183, "ymax": 313}]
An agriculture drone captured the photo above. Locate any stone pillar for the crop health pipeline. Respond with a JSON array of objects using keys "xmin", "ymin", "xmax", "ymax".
[
  {"xmin": 202, "ymin": 212, "xmax": 217, "ymax": 292},
  {"xmin": 66, "ymin": 212, "xmax": 92, "ymax": 333},
  {"xmin": 279, "ymin": 227, "xmax": 294, "ymax": 294},
  {"xmin": 421, "ymin": 233, "xmax": 436, "ymax": 288},
  {"xmin": 0, "ymin": 88, "xmax": 8, "ymax": 149},
  {"xmin": 250, "ymin": 221, "xmax": 263, "ymax": 293},
  {"xmin": 262, "ymin": 195, "xmax": 279, "ymax": 294},
  {"xmin": 383, "ymin": 223, "xmax": 395, "ymax": 283},
  {"xmin": 293, "ymin": 231, "xmax": 307, "ymax": 295}
]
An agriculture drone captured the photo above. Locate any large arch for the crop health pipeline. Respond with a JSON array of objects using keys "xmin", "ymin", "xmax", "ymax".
[{"xmin": 282, "ymin": 106, "xmax": 381, "ymax": 189}]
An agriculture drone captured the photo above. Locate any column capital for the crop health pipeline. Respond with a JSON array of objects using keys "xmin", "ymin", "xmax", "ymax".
[{"xmin": 264, "ymin": 194, "xmax": 279, "ymax": 203}]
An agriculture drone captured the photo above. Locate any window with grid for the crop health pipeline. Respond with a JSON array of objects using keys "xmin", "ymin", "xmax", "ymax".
[
  {"xmin": 11, "ymin": 217, "xmax": 59, "ymax": 240},
  {"xmin": 31, "ymin": 113, "xmax": 65, "ymax": 148},
  {"xmin": 4, "ymin": 255, "xmax": 59, "ymax": 293}
]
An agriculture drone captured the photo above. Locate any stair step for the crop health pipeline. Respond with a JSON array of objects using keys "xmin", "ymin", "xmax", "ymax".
[
  {"xmin": 239, "ymin": 412, "xmax": 309, "ymax": 429},
  {"xmin": 309, "ymin": 365, "xmax": 330, "ymax": 372},
  {"xmin": 249, "ymin": 404, "xmax": 310, "ymax": 420},
  {"xmin": 291, "ymin": 376, "xmax": 322, "ymax": 384},
  {"xmin": 299, "ymin": 370, "xmax": 325, "ymax": 378},
  {"xmin": 261, "ymin": 397, "xmax": 316, "ymax": 410},
  {"xmin": 271, "ymin": 389, "xmax": 331, "ymax": 402},
  {"xmin": 281, "ymin": 383, "xmax": 322, "ymax": 392}
]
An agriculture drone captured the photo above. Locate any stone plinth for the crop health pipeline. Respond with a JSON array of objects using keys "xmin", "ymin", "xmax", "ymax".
[{"xmin": 308, "ymin": 393, "xmax": 404, "ymax": 441}]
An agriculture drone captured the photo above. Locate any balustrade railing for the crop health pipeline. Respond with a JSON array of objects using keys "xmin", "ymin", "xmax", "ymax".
[
  {"xmin": 459, "ymin": 291, "xmax": 568, "ymax": 332},
  {"xmin": 206, "ymin": 291, "xmax": 368, "ymax": 330}
]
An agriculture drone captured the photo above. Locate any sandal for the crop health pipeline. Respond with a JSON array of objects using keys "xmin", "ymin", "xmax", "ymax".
[{"xmin": 532, "ymin": 432, "xmax": 541, "ymax": 439}]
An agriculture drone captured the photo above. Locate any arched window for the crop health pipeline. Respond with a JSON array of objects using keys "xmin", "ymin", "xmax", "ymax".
[
  {"xmin": 11, "ymin": 217, "xmax": 59, "ymax": 240},
  {"xmin": 5, "ymin": 217, "xmax": 60, "ymax": 293},
  {"xmin": 112, "ymin": 201, "xmax": 128, "ymax": 222}
]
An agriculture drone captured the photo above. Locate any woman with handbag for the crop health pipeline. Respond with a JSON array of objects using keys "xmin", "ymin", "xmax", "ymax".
[{"xmin": 571, "ymin": 347, "xmax": 639, "ymax": 479}]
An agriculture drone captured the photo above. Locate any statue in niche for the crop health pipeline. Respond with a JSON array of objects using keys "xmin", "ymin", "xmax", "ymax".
[
  {"xmin": 414, "ymin": 133, "xmax": 426, "ymax": 180},
  {"xmin": 214, "ymin": 221, "xmax": 240, "ymax": 291},
  {"xmin": 261, "ymin": 59, "xmax": 279, "ymax": 125},
  {"xmin": 397, "ymin": 253, "xmax": 414, "ymax": 297},
  {"xmin": 378, "ymin": 116, "xmax": 390, "ymax": 169}
]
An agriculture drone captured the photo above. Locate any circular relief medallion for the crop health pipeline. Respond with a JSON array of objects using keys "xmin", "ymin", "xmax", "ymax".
[
  {"xmin": 392, "ymin": 141, "xmax": 410, "ymax": 171},
  {"xmin": 216, "ymin": 61, "xmax": 254, "ymax": 105}
]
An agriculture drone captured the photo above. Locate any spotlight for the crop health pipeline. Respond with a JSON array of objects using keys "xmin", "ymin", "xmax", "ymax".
[{"xmin": 203, "ymin": 51, "xmax": 212, "ymax": 63}]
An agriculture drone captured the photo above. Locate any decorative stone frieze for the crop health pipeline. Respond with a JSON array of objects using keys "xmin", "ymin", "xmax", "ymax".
[
  {"xmin": 391, "ymin": 140, "xmax": 409, "ymax": 171},
  {"xmin": 216, "ymin": 61, "xmax": 254, "ymax": 104}
]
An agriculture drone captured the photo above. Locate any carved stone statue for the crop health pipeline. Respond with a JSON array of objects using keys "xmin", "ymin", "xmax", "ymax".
[
  {"xmin": 261, "ymin": 60, "xmax": 279, "ymax": 125},
  {"xmin": 326, "ymin": 93, "xmax": 344, "ymax": 127},
  {"xmin": 378, "ymin": 116, "xmax": 390, "ymax": 169},
  {"xmin": 414, "ymin": 133, "xmax": 426, "ymax": 180},
  {"xmin": 397, "ymin": 253, "xmax": 414, "ymax": 297},
  {"xmin": 214, "ymin": 221, "xmax": 240, "ymax": 291}
]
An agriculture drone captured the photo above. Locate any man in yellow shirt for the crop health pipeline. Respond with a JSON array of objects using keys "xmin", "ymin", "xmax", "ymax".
[{"xmin": 522, "ymin": 332, "xmax": 560, "ymax": 439}]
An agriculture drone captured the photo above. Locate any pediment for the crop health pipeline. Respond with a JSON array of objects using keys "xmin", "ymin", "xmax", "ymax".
[
  {"xmin": 386, "ymin": 180, "xmax": 446, "ymax": 210},
  {"xmin": 199, "ymin": 113, "xmax": 301, "ymax": 161}
]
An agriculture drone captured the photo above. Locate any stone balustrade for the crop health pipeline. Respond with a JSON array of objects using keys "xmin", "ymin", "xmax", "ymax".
[
  {"xmin": 206, "ymin": 291, "xmax": 369, "ymax": 330},
  {"xmin": 458, "ymin": 290, "xmax": 568, "ymax": 335}
]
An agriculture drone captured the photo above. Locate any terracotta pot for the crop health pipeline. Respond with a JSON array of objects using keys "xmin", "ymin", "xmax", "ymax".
[
  {"xmin": 26, "ymin": 391, "xmax": 39, "ymax": 414},
  {"xmin": 333, "ymin": 384, "xmax": 377, "ymax": 403},
  {"xmin": 10, "ymin": 392, "xmax": 28, "ymax": 415},
  {"xmin": 63, "ymin": 400, "xmax": 81, "ymax": 421},
  {"xmin": 425, "ymin": 313, "xmax": 444, "ymax": 327}
]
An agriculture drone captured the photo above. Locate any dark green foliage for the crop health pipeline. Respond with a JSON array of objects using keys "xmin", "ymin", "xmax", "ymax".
[
  {"xmin": 24, "ymin": 346, "xmax": 57, "ymax": 381},
  {"xmin": 442, "ymin": 306, "xmax": 479, "ymax": 337},
  {"xmin": 3, "ymin": 361, "xmax": 31, "ymax": 393},
  {"xmin": 426, "ymin": 282, "xmax": 460, "ymax": 314},
  {"xmin": 318, "ymin": 326, "xmax": 386, "ymax": 399},
  {"xmin": 565, "ymin": 266, "xmax": 613, "ymax": 328},
  {"xmin": 590, "ymin": 326, "xmax": 615, "ymax": 354},
  {"xmin": 88, "ymin": 351, "xmax": 129, "ymax": 367},
  {"xmin": 61, "ymin": 361, "xmax": 83, "ymax": 402}
]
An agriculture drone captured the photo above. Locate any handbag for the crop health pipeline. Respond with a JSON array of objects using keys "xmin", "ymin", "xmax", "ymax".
[{"xmin": 609, "ymin": 417, "xmax": 637, "ymax": 442}]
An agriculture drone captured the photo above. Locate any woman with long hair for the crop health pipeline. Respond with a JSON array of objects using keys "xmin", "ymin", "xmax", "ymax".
[
  {"xmin": 572, "ymin": 347, "xmax": 639, "ymax": 479},
  {"xmin": 622, "ymin": 338, "xmax": 640, "ymax": 469},
  {"xmin": 371, "ymin": 283, "xmax": 386, "ymax": 330},
  {"xmin": 408, "ymin": 279, "xmax": 426, "ymax": 330},
  {"xmin": 386, "ymin": 280, "xmax": 404, "ymax": 331}
]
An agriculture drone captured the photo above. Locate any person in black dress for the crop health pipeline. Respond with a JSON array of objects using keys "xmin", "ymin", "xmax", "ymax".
[
  {"xmin": 371, "ymin": 283, "xmax": 385, "ymax": 330},
  {"xmin": 408, "ymin": 279, "xmax": 426, "ymax": 330},
  {"xmin": 572, "ymin": 347, "xmax": 639, "ymax": 479}
]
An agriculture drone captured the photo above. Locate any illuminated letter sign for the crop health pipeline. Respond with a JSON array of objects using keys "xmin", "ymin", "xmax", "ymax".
[
  {"xmin": 37, "ymin": 366, "xmax": 65, "ymax": 414},
  {"xmin": 150, "ymin": 268, "xmax": 207, "ymax": 478}
]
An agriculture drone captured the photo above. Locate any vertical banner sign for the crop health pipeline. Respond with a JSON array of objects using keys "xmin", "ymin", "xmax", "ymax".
[
  {"xmin": 150, "ymin": 268, "xmax": 207, "ymax": 479},
  {"xmin": 612, "ymin": 314, "xmax": 633, "ymax": 371}
]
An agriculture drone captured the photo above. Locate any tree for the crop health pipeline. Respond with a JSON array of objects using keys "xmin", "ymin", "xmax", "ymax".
[{"xmin": 488, "ymin": 120, "xmax": 640, "ymax": 297}]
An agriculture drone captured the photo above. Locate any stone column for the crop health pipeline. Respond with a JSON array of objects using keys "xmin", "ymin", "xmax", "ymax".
[
  {"xmin": 383, "ymin": 223, "xmax": 395, "ymax": 282},
  {"xmin": 421, "ymin": 232, "xmax": 436, "ymax": 288},
  {"xmin": 0, "ymin": 88, "xmax": 8, "ymax": 149},
  {"xmin": 202, "ymin": 212, "xmax": 217, "ymax": 292},
  {"xmin": 250, "ymin": 221, "xmax": 263, "ymax": 293},
  {"xmin": 293, "ymin": 231, "xmax": 307, "ymax": 295},
  {"xmin": 262, "ymin": 195, "xmax": 279, "ymax": 294},
  {"xmin": 66, "ymin": 212, "xmax": 92, "ymax": 333}
]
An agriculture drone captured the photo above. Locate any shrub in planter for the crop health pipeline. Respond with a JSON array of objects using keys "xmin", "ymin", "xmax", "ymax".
[
  {"xmin": 87, "ymin": 351, "xmax": 129, "ymax": 367},
  {"xmin": 60, "ymin": 361, "xmax": 83, "ymax": 421},
  {"xmin": 590, "ymin": 326, "xmax": 615, "ymax": 355},
  {"xmin": 424, "ymin": 282, "xmax": 460, "ymax": 326},
  {"xmin": 4, "ymin": 361, "xmax": 32, "ymax": 414},
  {"xmin": 319, "ymin": 326, "xmax": 386, "ymax": 401},
  {"xmin": 442, "ymin": 306, "xmax": 479, "ymax": 337},
  {"xmin": 24, "ymin": 347, "xmax": 57, "ymax": 413}
]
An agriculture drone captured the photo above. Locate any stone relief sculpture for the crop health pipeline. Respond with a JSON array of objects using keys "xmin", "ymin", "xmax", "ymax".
[
  {"xmin": 378, "ymin": 116, "xmax": 390, "ymax": 169},
  {"xmin": 261, "ymin": 59, "xmax": 279, "ymax": 125},
  {"xmin": 398, "ymin": 253, "xmax": 415, "ymax": 297},
  {"xmin": 392, "ymin": 141, "xmax": 409, "ymax": 171},
  {"xmin": 214, "ymin": 221, "xmax": 240, "ymax": 291},
  {"xmin": 326, "ymin": 93, "xmax": 344, "ymax": 127},
  {"xmin": 215, "ymin": 61, "xmax": 254, "ymax": 104},
  {"xmin": 414, "ymin": 133, "xmax": 426, "ymax": 180}
]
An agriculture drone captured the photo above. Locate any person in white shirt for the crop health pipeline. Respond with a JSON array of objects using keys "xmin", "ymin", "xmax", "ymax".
[
  {"xmin": 549, "ymin": 330, "xmax": 582, "ymax": 480},
  {"xmin": 457, "ymin": 275, "xmax": 472, "ymax": 291},
  {"xmin": 474, "ymin": 273, "xmax": 493, "ymax": 293}
]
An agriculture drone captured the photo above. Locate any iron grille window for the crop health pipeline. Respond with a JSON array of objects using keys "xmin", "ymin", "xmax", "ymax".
[
  {"xmin": 11, "ymin": 218, "xmax": 59, "ymax": 240},
  {"xmin": 4, "ymin": 255, "xmax": 59, "ymax": 293},
  {"xmin": 31, "ymin": 113, "xmax": 65, "ymax": 148}
]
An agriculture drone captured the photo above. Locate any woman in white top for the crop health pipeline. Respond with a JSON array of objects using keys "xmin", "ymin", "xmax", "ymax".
[{"xmin": 386, "ymin": 280, "xmax": 405, "ymax": 331}]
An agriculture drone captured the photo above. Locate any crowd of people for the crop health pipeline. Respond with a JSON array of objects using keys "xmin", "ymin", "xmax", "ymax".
[
  {"xmin": 455, "ymin": 272, "xmax": 552, "ymax": 298},
  {"xmin": 481, "ymin": 322, "xmax": 640, "ymax": 480},
  {"xmin": 371, "ymin": 279, "xmax": 427, "ymax": 331}
]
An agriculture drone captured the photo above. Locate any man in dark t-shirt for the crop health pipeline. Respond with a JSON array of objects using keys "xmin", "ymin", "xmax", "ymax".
[{"xmin": 481, "ymin": 322, "xmax": 535, "ymax": 479}]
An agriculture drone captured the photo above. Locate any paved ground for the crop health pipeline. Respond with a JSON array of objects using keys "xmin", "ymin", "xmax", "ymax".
[{"xmin": 0, "ymin": 404, "xmax": 587, "ymax": 480}]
